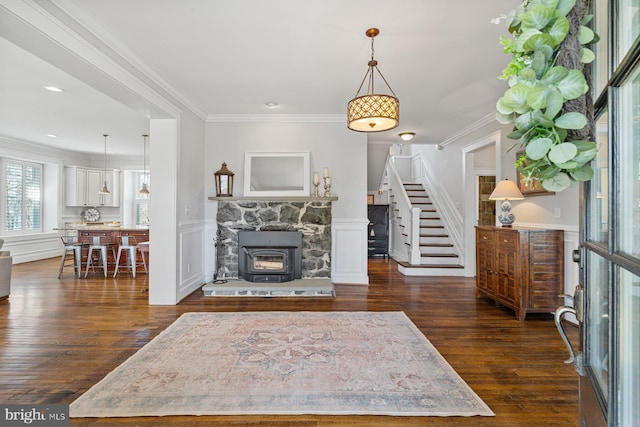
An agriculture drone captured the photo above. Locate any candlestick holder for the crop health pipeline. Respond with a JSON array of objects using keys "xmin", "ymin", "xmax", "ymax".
[
  {"xmin": 323, "ymin": 177, "xmax": 331, "ymax": 197},
  {"xmin": 313, "ymin": 181, "xmax": 320, "ymax": 197}
]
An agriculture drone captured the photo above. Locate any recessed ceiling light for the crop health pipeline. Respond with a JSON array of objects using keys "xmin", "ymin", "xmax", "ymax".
[
  {"xmin": 46, "ymin": 134, "xmax": 57, "ymax": 138},
  {"xmin": 265, "ymin": 102, "xmax": 279, "ymax": 109},
  {"xmin": 44, "ymin": 85, "xmax": 63, "ymax": 93}
]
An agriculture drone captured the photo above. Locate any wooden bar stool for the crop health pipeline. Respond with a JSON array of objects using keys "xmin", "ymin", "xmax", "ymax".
[
  {"xmin": 84, "ymin": 235, "xmax": 115, "ymax": 278},
  {"xmin": 113, "ymin": 236, "xmax": 139, "ymax": 278}
]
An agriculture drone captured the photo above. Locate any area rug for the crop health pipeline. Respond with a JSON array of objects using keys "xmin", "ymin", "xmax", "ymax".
[{"xmin": 70, "ymin": 311, "xmax": 494, "ymax": 418}]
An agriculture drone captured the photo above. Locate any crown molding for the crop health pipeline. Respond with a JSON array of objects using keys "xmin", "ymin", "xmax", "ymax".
[
  {"xmin": 439, "ymin": 113, "xmax": 497, "ymax": 148},
  {"xmin": 206, "ymin": 114, "xmax": 345, "ymax": 123},
  {"xmin": 31, "ymin": 0, "xmax": 203, "ymax": 120}
]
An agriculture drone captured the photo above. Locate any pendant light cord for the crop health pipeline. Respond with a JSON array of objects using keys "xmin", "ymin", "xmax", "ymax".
[{"xmin": 352, "ymin": 30, "xmax": 397, "ymax": 98}]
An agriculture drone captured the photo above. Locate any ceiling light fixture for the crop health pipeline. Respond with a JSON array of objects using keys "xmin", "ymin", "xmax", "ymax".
[
  {"xmin": 46, "ymin": 134, "xmax": 57, "ymax": 138},
  {"xmin": 139, "ymin": 134, "xmax": 150, "ymax": 195},
  {"xmin": 44, "ymin": 85, "xmax": 63, "ymax": 92},
  {"xmin": 98, "ymin": 134, "xmax": 111, "ymax": 195},
  {"xmin": 398, "ymin": 132, "xmax": 415, "ymax": 141},
  {"xmin": 347, "ymin": 27, "xmax": 399, "ymax": 133},
  {"xmin": 265, "ymin": 102, "xmax": 279, "ymax": 109}
]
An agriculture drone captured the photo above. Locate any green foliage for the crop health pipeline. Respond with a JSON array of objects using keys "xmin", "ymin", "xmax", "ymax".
[{"xmin": 496, "ymin": 0, "xmax": 598, "ymax": 192}]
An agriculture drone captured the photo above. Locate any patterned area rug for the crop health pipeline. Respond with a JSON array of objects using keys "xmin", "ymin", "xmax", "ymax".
[{"xmin": 70, "ymin": 311, "xmax": 494, "ymax": 418}]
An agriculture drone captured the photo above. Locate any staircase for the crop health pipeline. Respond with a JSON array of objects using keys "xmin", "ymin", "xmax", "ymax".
[{"xmin": 392, "ymin": 183, "xmax": 464, "ymax": 276}]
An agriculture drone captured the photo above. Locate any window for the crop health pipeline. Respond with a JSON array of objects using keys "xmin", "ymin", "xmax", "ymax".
[
  {"xmin": 135, "ymin": 172, "xmax": 149, "ymax": 226},
  {"xmin": 3, "ymin": 159, "xmax": 42, "ymax": 233}
]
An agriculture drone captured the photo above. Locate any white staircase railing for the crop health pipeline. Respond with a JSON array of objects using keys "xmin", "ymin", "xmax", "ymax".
[
  {"xmin": 410, "ymin": 152, "xmax": 464, "ymax": 264},
  {"xmin": 388, "ymin": 155, "xmax": 421, "ymax": 265}
]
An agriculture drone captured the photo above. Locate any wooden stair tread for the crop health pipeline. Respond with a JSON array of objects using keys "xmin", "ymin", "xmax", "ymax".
[
  {"xmin": 420, "ymin": 253, "xmax": 459, "ymax": 258},
  {"xmin": 397, "ymin": 261, "xmax": 464, "ymax": 269}
]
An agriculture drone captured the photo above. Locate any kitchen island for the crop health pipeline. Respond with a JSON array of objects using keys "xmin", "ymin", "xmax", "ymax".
[{"xmin": 57, "ymin": 225, "xmax": 149, "ymax": 275}]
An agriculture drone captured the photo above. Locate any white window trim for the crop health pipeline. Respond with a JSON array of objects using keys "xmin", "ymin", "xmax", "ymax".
[{"xmin": 1, "ymin": 157, "xmax": 43, "ymax": 235}]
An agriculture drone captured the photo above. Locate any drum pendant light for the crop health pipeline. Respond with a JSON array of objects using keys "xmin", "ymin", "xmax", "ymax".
[{"xmin": 347, "ymin": 28, "xmax": 399, "ymax": 133}]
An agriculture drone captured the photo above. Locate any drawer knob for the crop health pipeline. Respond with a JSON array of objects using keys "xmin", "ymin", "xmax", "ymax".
[
  {"xmin": 504, "ymin": 239, "xmax": 509, "ymax": 243},
  {"xmin": 482, "ymin": 236, "xmax": 487, "ymax": 240}
]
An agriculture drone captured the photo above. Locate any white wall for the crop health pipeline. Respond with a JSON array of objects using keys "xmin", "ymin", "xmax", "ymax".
[
  {"xmin": 177, "ymin": 110, "xmax": 207, "ymax": 300},
  {"xmin": 367, "ymin": 141, "xmax": 393, "ymax": 192},
  {"xmin": 205, "ymin": 119, "xmax": 369, "ymax": 284},
  {"xmin": 148, "ymin": 111, "xmax": 207, "ymax": 305}
]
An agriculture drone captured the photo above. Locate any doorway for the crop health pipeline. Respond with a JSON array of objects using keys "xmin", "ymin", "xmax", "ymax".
[{"xmin": 477, "ymin": 176, "xmax": 496, "ymax": 226}]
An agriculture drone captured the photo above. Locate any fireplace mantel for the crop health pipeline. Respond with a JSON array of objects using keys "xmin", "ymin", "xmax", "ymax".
[{"xmin": 209, "ymin": 196, "xmax": 338, "ymax": 202}]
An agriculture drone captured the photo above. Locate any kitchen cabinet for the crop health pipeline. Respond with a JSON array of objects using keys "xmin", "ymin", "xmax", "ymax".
[
  {"xmin": 65, "ymin": 166, "xmax": 119, "ymax": 207},
  {"xmin": 475, "ymin": 225, "xmax": 564, "ymax": 321}
]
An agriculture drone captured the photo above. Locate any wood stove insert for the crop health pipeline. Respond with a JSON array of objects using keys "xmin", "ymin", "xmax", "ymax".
[{"xmin": 238, "ymin": 231, "xmax": 302, "ymax": 283}]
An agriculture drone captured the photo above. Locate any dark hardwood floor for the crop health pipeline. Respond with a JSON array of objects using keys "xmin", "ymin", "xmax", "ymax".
[{"xmin": 0, "ymin": 257, "xmax": 578, "ymax": 426}]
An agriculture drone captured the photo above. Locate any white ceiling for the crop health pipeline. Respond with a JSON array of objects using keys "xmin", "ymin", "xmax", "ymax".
[{"xmin": 0, "ymin": 0, "xmax": 519, "ymax": 156}]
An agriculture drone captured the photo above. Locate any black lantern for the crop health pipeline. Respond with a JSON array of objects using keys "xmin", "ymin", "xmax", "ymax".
[{"xmin": 214, "ymin": 162, "xmax": 234, "ymax": 197}]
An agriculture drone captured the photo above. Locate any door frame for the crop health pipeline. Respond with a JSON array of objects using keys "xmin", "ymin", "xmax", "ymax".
[{"xmin": 462, "ymin": 130, "xmax": 502, "ymax": 277}]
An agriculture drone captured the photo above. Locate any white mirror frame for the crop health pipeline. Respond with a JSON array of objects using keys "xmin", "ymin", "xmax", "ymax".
[{"xmin": 243, "ymin": 151, "xmax": 310, "ymax": 197}]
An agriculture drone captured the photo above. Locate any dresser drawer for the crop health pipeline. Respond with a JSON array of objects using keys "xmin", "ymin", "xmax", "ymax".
[
  {"xmin": 496, "ymin": 230, "xmax": 517, "ymax": 251},
  {"xmin": 477, "ymin": 228, "xmax": 495, "ymax": 245}
]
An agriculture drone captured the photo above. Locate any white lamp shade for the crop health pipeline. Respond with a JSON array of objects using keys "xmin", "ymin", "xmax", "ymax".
[{"xmin": 489, "ymin": 179, "xmax": 524, "ymax": 201}]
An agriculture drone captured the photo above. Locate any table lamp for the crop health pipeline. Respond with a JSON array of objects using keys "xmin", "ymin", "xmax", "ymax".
[{"xmin": 489, "ymin": 179, "xmax": 524, "ymax": 227}]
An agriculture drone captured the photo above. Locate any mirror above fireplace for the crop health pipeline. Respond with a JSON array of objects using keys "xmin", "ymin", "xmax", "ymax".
[{"xmin": 243, "ymin": 152, "xmax": 310, "ymax": 197}]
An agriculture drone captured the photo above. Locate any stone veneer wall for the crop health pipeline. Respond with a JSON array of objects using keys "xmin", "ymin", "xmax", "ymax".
[{"xmin": 216, "ymin": 200, "xmax": 332, "ymax": 279}]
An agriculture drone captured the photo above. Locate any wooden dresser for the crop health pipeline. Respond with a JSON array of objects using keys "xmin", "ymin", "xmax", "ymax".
[{"xmin": 475, "ymin": 226, "xmax": 564, "ymax": 321}]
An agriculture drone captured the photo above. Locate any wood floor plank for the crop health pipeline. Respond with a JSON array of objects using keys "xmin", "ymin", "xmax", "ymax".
[{"xmin": 0, "ymin": 257, "xmax": 579, "ymax": 426}]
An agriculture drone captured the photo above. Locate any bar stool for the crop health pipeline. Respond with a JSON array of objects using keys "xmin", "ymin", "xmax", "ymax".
[
  {"xmin": 113, "ymin": 236, "xmax": 139, "ymax": 278},
  {"xmin": 58, "ymin": 236, "xmax": 86, "ymax": 279},
  {"xmin": 137, "ymin": 241, "xmax": 149, "ymax": 274},
  {"xmin": 84, "ymin": 235, "xmax": 115, "ymax": 278}
]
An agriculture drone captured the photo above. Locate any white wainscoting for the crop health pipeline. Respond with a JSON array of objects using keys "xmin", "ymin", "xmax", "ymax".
[
  {"xmin": 178, "ymin": 221, "xmax": 206, "ymax": 300},
  {"xmin": 562, "ymin": 230, "xmax": 579, "ymax": 324},
  {"xmin": 2, "ymin": 232, "xmax": 61, "ymax": 264},
  {"xmin": 331, "ymin": 219, "xmax": 369, "ymax": 285}
]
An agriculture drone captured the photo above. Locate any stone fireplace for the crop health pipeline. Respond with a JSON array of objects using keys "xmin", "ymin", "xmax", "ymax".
[{"xmin": 216, "ymin": 199, "xmax": 333, "ymax": 279}]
